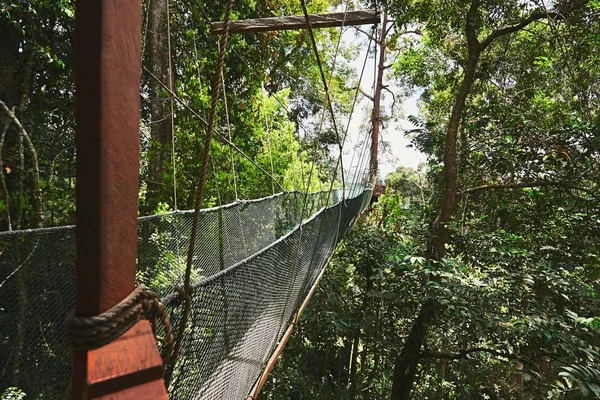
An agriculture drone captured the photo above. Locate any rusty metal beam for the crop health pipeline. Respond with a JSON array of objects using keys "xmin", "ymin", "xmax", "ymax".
[
  {"xmin": 211, "ymin": 9, "xmax": 380, "ymax": 35},
  {"xmin": 72, "ymin": 0, "xmax": 167, "ymax": 398}
]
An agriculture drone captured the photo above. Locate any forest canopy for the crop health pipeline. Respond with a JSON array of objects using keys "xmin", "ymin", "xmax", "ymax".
[{"xmin": 0, "ymin": 0, "xmax": 599, "ymax": 399}]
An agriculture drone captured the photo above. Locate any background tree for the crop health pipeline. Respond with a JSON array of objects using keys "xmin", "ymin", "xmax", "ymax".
[{"xmin": 261, "ymin": 1, "xmax": 600, "ymax": 399}]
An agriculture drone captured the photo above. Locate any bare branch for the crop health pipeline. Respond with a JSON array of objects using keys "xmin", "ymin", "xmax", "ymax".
[
  {"xmin": 478, "ymin": 0, "xmax": 593, "ymax": 52},
  {"xmin": 0, "ymin": 100, "xmax": 44, "ymax": 226},
  {"xmin": 480, "ymin": 12, "xmax": 554, "ymax": 50},
  {"xmin": 351, "ymin": 26, "xmax": 381, "ymax": 46},
  {"xmin": 458, "ymin": 180, "xmax": 598, "ymax": 200},
  {"xmin": 353, "ymin": 86, "xmax": 374, "ymax": 102},
  {"xmin": 382, "ymin": 86, "xmax": 396, "ymax": 110},
  {"xmin": 422, "ymin": 347, "xmax": 520, "ymax": 361}
]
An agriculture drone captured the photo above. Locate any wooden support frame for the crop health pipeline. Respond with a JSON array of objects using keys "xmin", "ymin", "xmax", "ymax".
[
  {"xmin": 211, "ymin": 9, "xmax": 380, "ymax": 35},
  {"xmin": 72, "ymin": 1, "xmax": 167, "ymax": 398}
]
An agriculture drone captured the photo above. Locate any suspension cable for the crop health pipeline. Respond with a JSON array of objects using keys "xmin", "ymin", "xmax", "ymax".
[
  {"xmin": 218, "ymin": 41, "xmax": 240, "ymax": 200},
  {"xmin": 299, "ymin": 0, "xmax": 346, "ymax": 199},
  {"xmin": 296, "ymin": 21, "xmax": 375, "ymax": 309},
  {"xmin": 272, "ymin": 0, "xmax": 352, "ymax": 365},
  {"xmin": 144, "ymin": 67, "xmax": 286, "ymax": 192},
  {"xmin": 261, "ymin": 90, "xmax": 276, "ymax": 195},
  {"xmin": 342, "ymin": 25, "xmax": 375, "ymax": 197}
]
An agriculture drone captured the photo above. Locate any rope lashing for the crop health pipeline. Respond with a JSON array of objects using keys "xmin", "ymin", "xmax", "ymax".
[{"xmin": 65, "ymin": 285, "xmax": 175, "ymax": 363}]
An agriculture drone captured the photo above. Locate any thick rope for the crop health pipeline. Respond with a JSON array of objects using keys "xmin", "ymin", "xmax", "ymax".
[
  {"xmin": 65, "ymin": 285, "xmax": 174, "ymax": 363},
  {"xmin": 164, "ymin": 0, "xmax": 236, "ymax": 386}
]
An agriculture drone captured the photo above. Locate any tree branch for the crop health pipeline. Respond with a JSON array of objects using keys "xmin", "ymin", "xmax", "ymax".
[
  {"xmin": 351, "ymin": 26, "xmax": 382, "ymax": 46},
  {"xmin": 382, "ymin": 86, "xmax": 396, "ymax": 110},
  {"xmin": 423, "ymin": 347, "xmax": 520, "ymax": 361},
  {"xmin": 480, "ymin": 12, "xmax": 555, "ymax": 50},
  {"xmin": 479, "ymin": 0, "xmax": 592, "ymax": 52},
  {"xmin": 458, "ymin": 180, "xmax": 597, "ymax": 200},
  {"xmin": 0, "ymin": 100, "xmax": 44, "ymax": 225},
  {"xmin": 353, "ymin": 86, "xmax": 374, "ymax": 102}
]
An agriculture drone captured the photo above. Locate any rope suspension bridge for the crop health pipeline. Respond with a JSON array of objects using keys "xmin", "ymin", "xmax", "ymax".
[{"xmin": 0, "ymin": 2, "xmax": 383, "ymax": 399}]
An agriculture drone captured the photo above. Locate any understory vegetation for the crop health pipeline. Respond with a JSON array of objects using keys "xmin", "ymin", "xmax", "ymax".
[{"xmin": 262, "ymin": 188, "xmax": 600, "ymax": 398}]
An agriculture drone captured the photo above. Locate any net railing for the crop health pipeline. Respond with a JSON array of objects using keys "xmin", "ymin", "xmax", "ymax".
[{"xmin": 0, "ymin": 186, "xmax": 371, "ymax": 399}]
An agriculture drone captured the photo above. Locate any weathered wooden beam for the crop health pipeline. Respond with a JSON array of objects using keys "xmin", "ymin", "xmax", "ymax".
[
  {"xmin": 73, "ymin": 0, "xmax": 167, "ymax": 398},
  {"xmin": 211, "ymin": 9, "xmax": 380, "ymax": 35}
]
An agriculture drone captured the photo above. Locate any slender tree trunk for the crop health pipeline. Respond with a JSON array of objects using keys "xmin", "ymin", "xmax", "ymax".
[
  {"xmin": 3, "ymin": 57, "xmax": 40, "ymax": 386},
  {"xmin": 390, "ymin": 49, "xmax": 480, "ymax": 400},
  {"xmin": 349, "ymin": 328, "xmax": 361, "ymax": 399},
  {"xmin": 145, "ymin": 0, "xmax": 173, "ymax": 212},
  {"xmin": 0, "ymin": 19, "xmax": 20, "ymax": 128},
  {"xmin": 391, "ymin": 299, "xmax": 436, "ymax": 399},
  {"xmin": 436, "ymin": 338, "xmax": 449, "ymax": 400},
  {"xmin": 340, "ymin": 336, "xmax": 352, "ymax": 386},
  {"xmin": 11, "ymin": 128, "xmax": 26, "ymax": 386},
  {"xmin": 1, "ymin": 115, "xmax": 12, "ymax": 230},
  {"xmin": 433, "ymin": 46, "xmax": 480, "ymax": 259},
  {"xmin": 514, "ymin": 358, "xmax": 524, "ymax": 400}
]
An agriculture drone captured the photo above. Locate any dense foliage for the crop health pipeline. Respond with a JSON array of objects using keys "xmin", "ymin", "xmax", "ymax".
[
  {"xmin": 1, "ymin": 0, "xmax": 599, "ymax": 399},
  {"xmin": 260, "ymin": 0, "xmax": 600, "ymax": 399}
]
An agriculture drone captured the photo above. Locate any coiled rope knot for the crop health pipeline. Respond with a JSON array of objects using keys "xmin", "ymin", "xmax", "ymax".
[{"xmin": 65, "ymin": 285, "xmax": 174, "ymax": 363}]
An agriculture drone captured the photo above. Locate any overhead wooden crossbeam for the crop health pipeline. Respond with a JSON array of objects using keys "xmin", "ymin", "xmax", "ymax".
[{"xmin": 210, "ymin": 9, "xmax": 380, "ymax": 35}]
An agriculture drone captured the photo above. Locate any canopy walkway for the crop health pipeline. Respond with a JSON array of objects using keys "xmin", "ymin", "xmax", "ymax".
[
  {"xmin": 0, "ymin": 186, "xmax": 370, "ymax": 398},
  {"xmin": 0, "ymin": 1, "xmax": 381, "ymax": 398}
]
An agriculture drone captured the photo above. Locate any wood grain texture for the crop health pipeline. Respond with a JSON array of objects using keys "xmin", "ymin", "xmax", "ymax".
[
  {"xmin": 74, "ymin": 0, "xmax": 142, "ymax": 318},
  {"xmin": 94, "ymin": 380, "xmax": 169, "ymax": 400},
  {"xmin": 211, "ymin": 10, "xmax": 380, "ymax": 35},
  {"xmin": 87, "ymin": 321, "xmax": 167, "ymax": 399},
  {"xmin": 73, "ymin": 1, "xmax": 166, "ymax": 398}
]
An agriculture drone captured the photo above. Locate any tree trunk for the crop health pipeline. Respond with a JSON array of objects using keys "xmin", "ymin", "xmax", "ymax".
[
  {"xmin": 340, "ymin": 336, "xmax": 353, "ymax": 387},
  {"xmin": 0, "ymin": 18, "xmax": 20, "ymax": 126},
  {"xmin": 514, "ymin": 359, "xmax": 524, "ymax": 400},
  {"xmin": 436, "ymin": 338, "xmax": 449, "ymax": 400},
  {"xmin": 432, "ymin": 43, "xmax": 480, "ymax": 259},
  {"xmin": 390, "ymin": 47, "xmax": 480, "ymax": 400},
  {"xmin": 391, "ymin": 2, "xmax": 482, "ymax": 398},
  {"xmin": 145, "ymin": 0, "xmax": 173, "ymax": 212},
  {"xmin": 391, "ymin": 299, "xmax": 436, "ymax": 399},
  {"xmin": 349, "ymin": 328, "xmax": 361, "ymax": 399},
  {"xmin": 389, "ymin": 1, "xmax": 581, "ymax": 398}
]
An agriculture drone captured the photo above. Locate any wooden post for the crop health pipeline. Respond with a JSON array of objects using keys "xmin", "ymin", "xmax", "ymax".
[
  {"xmin": 211, "ymin": 10, "xmax": 380, "ymax": 35},
  {"xmin": 72, "ymin": 1, "xmax": 167, "ymax": 398},
  {"xmin": 371, "ymin": 10, "xmax": 387, "ymax": 185}
]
